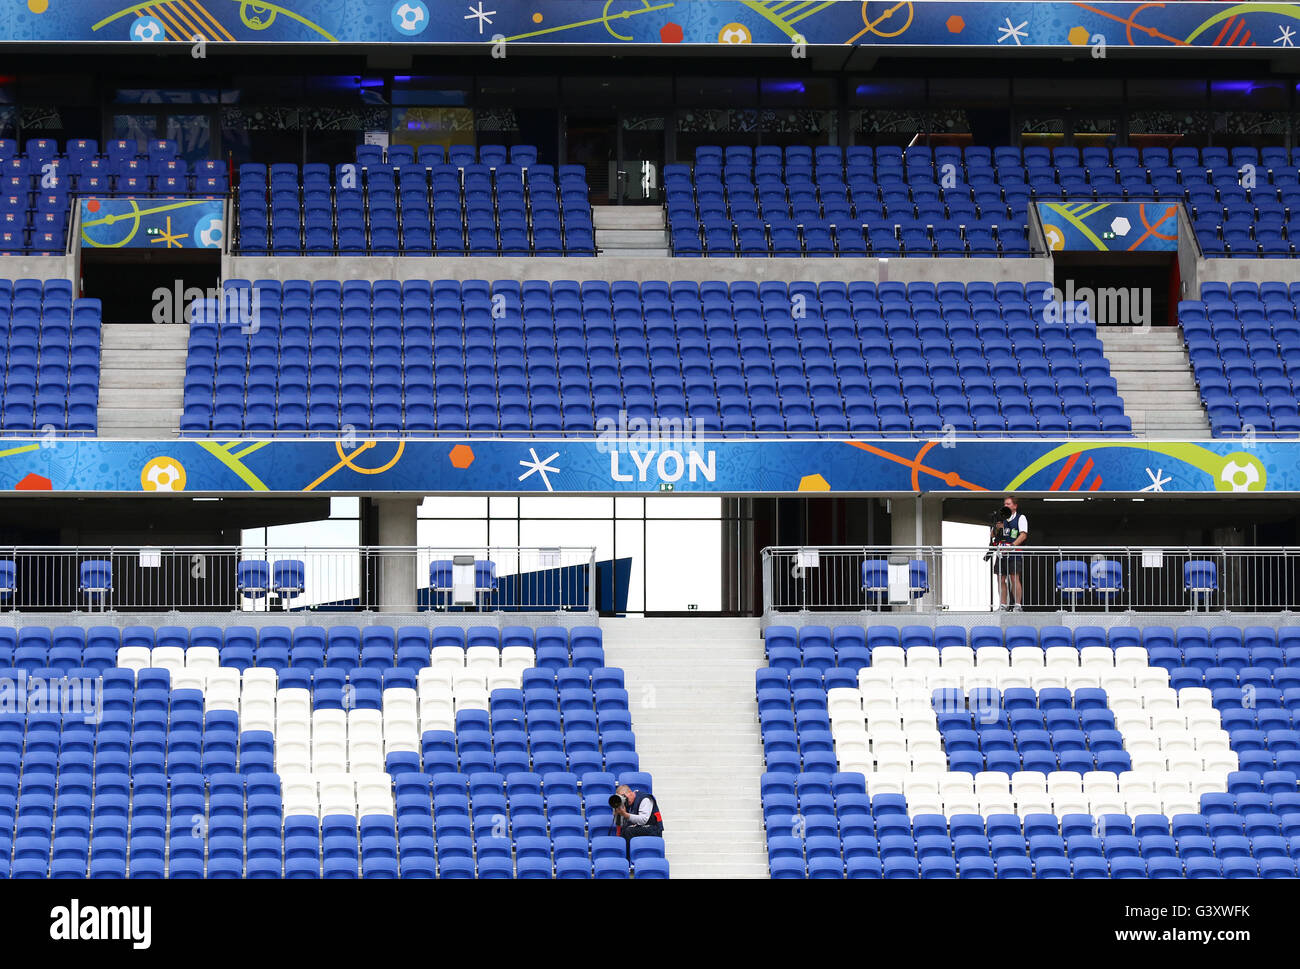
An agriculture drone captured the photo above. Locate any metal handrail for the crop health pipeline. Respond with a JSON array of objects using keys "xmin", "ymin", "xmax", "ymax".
[
  {"xmin": 0, "ymin": 545, "xmax": 597, "ymax": 614},
  {"xmin": 761, "ymin": 545, "xmax": 1300, "ymax": 615}
]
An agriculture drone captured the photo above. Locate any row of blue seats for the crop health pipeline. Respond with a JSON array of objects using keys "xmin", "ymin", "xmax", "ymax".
[
  {"xmin": 770, "ymin": 854, "xmax": 1296, "ymax": 878},
  {"xmin": 200, "ymin": 277, "xmax": 1052, "ymax": 305},
  {"xmin": 763, "ymin": 623, "xmax": 1300, "ymax": 652},
  {"xmin": 690, "ymin": 145, "xmax": 1298, "ymax": 170},
  {"xmin": 356, "ymin": 144, "xmax": 540, "ymax": 169},
  {"xmin": 0, "ymin": 624, "xmax": 600, "ymax": 651}
]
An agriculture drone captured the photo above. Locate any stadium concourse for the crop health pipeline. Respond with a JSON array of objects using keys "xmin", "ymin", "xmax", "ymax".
[{"xmin": 1, "ymin": 0, "xmax": 1299, "ymax": 896}]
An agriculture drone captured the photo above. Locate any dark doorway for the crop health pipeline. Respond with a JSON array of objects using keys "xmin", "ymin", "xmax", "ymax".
[
  {"xmin": 1051, "ymin": 252, "xmax": 1178, "ymax": 327},
  {"xmin": 565, "ymin": 113, "xmax": 616, "ymax": 204},
  {"xmin": 81, "ymin": 251, "xmax": 221, "ymax": 325}
]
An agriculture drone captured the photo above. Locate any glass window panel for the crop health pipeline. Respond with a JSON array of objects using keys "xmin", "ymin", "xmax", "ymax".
[
  {"xmin": 391, "ymin": 106, "xmax": 474, "ymax": 146},
  {"xmin": 417, "ymin": 519, "xmax": 488, "ymax": 549},
  {"xmin": 165, "ymin": 113, "xmax": 212, "ymax": 163},
  {"xmin": 615, "ymin": 519, "xmax": 644, "ymax": 613},
  {"xmin": 518, "ymin": 519, "xmax": 614, "ymax": 566},
  {"xmin": 677, "ymin": 77, "xmax": 758, "ymax": 107},
  {"xmin": 849, "ymin": 78, "xmax": 924, "ymax": 106},
  {"xmin": 928, "ymin": 78, "xmax": 1009, "ymax": 108},
  {"xmin": 645, "ymin": 519, "xmax": 721, "ymax": 611},
  {"xmin": 645, "ymin": 496, "xmax": 721, "ymax": 519},
  {"xmin": 1127, "ymin": 79, "xmax": 1207, "ymax": 106},
  {"xmin": 489, "ymin": 518, "xmax": 519, "ymax": 548},
  {"xmin": 242, "ymin": 519, "xmax": 360, "ymax": 610},
  {"xmin": 518, "ymin": 496, "xmax": 613, "ymax": 518},
  {"xmin": 113, "ymin": 113, "xmax": 159, "ymax": 144},
  {"xmin": 490, "ymin": 497, "xmax": 519, "ymax": 517},
  {"xmin": 615, "ymin": 497, "xmax": 644, "ymax": 518},
  {"xmin": 1210, "ymin": 79, "xmax": 1287, "ymax": 110},
  {"xmin": 330, "ymin": 497, "xmax": 359, "ymax": 518},
  {"xmin": 418, "ymin": 497, "xmax": 487, "ymax": 518}
]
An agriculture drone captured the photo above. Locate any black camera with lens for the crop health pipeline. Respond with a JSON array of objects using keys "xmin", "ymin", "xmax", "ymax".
[
  {"xmin": 609, "ymin": 793, "xmax": 625, "ymax": 809},
  {"xmin": 990, "ymin": 506, "xmax": 1013, "ymax": 524}
]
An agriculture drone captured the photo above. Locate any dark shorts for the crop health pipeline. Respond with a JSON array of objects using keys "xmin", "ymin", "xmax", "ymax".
[{"xmin": 996, "ymin": 550, "xmax": 1023, "ymax": 575}]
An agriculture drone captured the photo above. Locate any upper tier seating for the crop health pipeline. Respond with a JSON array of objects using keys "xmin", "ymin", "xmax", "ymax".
[
  {"xmin": 0, "ymin": 623, "xmax": 667, "ymax": 878},
  {"xmin": 234, "ymin": 144, "xmax": 594, "ymax": 256},
  {"xmin": 0, "ymin": 137, "xmax": 216, "ymax": 256},
  {"xmin": 668, "ymin": 144, "xmax": 1300, "ymax": 258},
  {"xmin": 0, "ymin": 278, "xmax": 101, "ymax": 434},
  {"xmin": 1177, "ymin": 281, "xmax": 1300, "ymax": 437},
  {"xmin": 179, "ymin": 278, "xmax": 1130, "ymax": 436},
  {"xmin": 758, "ymin": 623, "xmax": 1300, "ymax": 878}
]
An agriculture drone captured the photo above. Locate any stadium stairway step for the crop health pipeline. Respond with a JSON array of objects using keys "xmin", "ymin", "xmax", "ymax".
[
  {"xmin": 95, "ymin": 323, "xmax": 189, "ymax": 438},
  {"xmin": 1097, "ymin": 326, "xmax": 1212, "ymax": 438},
  {"xmin": 602, "ymin": 616, "xmax": 771, "ymax": 878},
  {"xmin": 592, "ymin": 205, "xmax": 669, "ymax": 257}
]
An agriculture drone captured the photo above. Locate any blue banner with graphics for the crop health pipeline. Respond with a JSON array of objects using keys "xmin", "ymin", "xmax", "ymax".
[
  {"xmin": 1038, "ymin": 201, "xmax": 1181, "ymax": 253},
  {"xmin": 0, "ymin": 437, "xmax": 1293, "ymax": 495},
  {"xmin": 79, "ymin": 197, "xmax": 225, "ymax": 250},
  {"xmin": 5, "ymin": 2, "xmax": 1300, "ymax": 49}
]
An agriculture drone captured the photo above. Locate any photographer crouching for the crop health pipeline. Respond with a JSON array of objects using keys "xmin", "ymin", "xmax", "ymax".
[
  {"xmin": 610, "ymin": 784, "xmax": 664, "ymax": 853},
  {"xmin": 986, "ymin": 493, "xmax": 1029, "ymax": 612}
]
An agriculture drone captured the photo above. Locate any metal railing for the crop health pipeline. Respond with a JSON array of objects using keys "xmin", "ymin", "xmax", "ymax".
[
  {"xmin": 0, "ymin": 545, "xmax": 596, "ymax": 614},
  {"xmin": 761, "ymin": 545, "xmax": 1300, "ymax": 615}
]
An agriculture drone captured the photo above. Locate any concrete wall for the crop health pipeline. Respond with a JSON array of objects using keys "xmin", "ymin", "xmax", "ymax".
[
  {"xmin": 227, "ymin": 253, "xmax": 1052, "ymax": 286},
  {"xmin": 1176, "ymin": 203, "xmax": 1201, "ymax": 301},
  {"xmin": 0, "ymin": 254, "xmax": 75, "ymax": 281},
  {"xmin": 1196, "ymin": 258, "xmax": 1300, "ymax": 287}
]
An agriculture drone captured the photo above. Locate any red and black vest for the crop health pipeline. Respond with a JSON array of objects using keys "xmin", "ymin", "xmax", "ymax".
[{"xmin": 629, "ymin": 790, "xmax": 664, "ymax": 833}]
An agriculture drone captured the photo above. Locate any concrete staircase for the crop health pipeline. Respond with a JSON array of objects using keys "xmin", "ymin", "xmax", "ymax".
[
  {"xmin": 601, "ymin": 616, "xmax": 769, "ymax": 878},
  {"xmin": 96, "ymin": 323, "xmax": 188, "ymax": 438},
  {"xmin": 1098, "ymin": 326, "xmax": 1210, "ymax": 438},
  {"xmin": 592, "ymin": 206, "xmax": 668, "ymax": 257}
]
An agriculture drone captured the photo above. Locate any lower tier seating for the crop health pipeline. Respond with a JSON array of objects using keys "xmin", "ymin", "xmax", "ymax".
[
  {"xmin": 0, "ymin": 624, "xmax": 666, "ymax": 878},
  {"xmin": 758, "ymin": 623, "xmax": 1300, "ymax": 878}
]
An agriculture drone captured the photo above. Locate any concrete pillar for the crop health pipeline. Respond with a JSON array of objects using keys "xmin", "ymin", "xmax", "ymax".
[
  {"xmin": 889, "ymin": 494, "xmax": 944, "ymax": 611},
  {"xmin": 374, "ymin": 497, "xmax": 419, "ymax": 612},
  {"xmin": 889, "ymin": 494, "xmax": 944, "ymax": 547}
]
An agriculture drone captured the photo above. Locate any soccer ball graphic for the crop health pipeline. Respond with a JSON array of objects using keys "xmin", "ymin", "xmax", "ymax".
[
  {"xmin": 718, "ymin": 23, "xmax": 752, "ymax": 44},
  {"xmin": 1218, "ymin": 454, "xmax": 1264, "ymax": 492},
  {"xmin": 131, "ymin": 16, "xmax": 165, "ymax": 42},
  {"xmin": 392, "ymin": 1, "xmax": 429, "ymax": 35},
  {"xmin": 195, "ymin": 216, "xmax": 224, "ymax": 249},
  {"xmin": 142, "ymin": 457, "xmax": 186, "ymax": 492}
]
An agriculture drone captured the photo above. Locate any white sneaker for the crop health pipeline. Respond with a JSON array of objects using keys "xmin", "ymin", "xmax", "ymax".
[{"xmin": 1012, "ymin": 603, "xmax": 1023, "ymax": 612}]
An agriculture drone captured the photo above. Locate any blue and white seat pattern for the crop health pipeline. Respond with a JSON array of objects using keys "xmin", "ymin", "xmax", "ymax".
[
  {"xmin": 0, "ymin": 625, "xmax": 667, "ymax": 878},
  {"xmin": 758, "ymin": 624, "xmax": 1300, "ymax": 878}
]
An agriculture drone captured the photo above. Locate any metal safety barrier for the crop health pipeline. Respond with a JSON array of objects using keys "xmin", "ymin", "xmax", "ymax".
[
  {"xmin": 761, "ymin": 545, "xmax": 1300, "ymax": 615},
  {"xmin": 0, "ymin": 545, "xmax": 596, "ymax": 614}
]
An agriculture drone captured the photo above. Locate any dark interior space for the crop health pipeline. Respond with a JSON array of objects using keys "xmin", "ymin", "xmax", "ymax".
[
  {"xmin": 80, "ymin": 251, "xmax": 221, "ymax": 325},
  {"xmin": 1052, "ymin": 252, "xmax": 1178, "ymax": 327}
]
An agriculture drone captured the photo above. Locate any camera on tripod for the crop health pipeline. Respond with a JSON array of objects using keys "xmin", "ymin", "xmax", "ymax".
[
  {"xmin": 984, "ymin": 506, "xmax": 1013, "ymax": 561},
  {"xmin": 609, "ymin": 794, "xmax": 625, "ymax": 809}
]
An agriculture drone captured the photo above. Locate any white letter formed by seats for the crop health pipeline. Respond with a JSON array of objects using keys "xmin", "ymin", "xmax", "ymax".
[{"xmin": 49, "ymin": 899, "xmax": 152, "ymax": 950}]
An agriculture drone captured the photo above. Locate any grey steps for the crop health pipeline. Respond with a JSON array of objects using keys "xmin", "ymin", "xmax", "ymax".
[
  {"xmin": 603, "ymin": 617, "xmax": 770, "ymax": 879},
  {"xmin": 592, "ymin": 205, "xmax": 668, "ymax": 258},
  {"xmin": 96, "ymin": 323, "xmax": 189, "ymax": 438},
  {"xmin": 592, "ymin": 206, "xmax": 665, "ymax": 230},
  {"xmin": 1098, "ymin": 326, "xmax": 1210, "ymax": 437}
]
